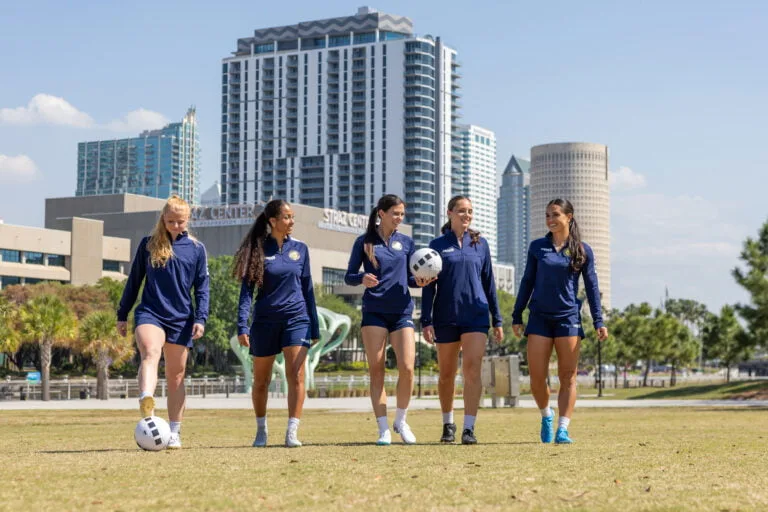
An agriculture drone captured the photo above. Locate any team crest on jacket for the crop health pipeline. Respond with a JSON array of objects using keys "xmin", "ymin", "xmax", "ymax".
[
  {"xmin": 288, "ymin": 250, "xmax": 301, "ymax": 261},
  {"xmin": 391, "ymin": 241, "xmax": 403, "ymax": 251}
]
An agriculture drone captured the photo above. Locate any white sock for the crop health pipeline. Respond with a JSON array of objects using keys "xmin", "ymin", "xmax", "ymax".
[
  {"xmin": 558, "ymin": 417, "xmax": 570, "ymax": 430},
  {"xmin": 139, "ymin": 392, "xmax": 152, "ymax": 401},
  {"xmin": 540, "ymin": 406, "xmax": 553, "ymax": 418},
  {"xmin": 169, "ymin": 421, "xmax": 181, "ymax": 434},
  {"xmin": 287, "ymin": 417, "xmax": 300, "ymax": 431},
  {"xmin": 442, "ymin": 411, "xmax": 454, "ymax": 424},
  {"xmin": 463, "ymin": 415, "xmax": 476, "ymax": 431},
  {"xmin": 394, "ymin": 408, "xmax": 407, "ymax": 427},
  {"xmin": 376, "ymin": 416, "xmax": 389, "ymax": 434},
  {"xmin": 256, "ymin": 416, "xmax": 267, "ymax": 430}
]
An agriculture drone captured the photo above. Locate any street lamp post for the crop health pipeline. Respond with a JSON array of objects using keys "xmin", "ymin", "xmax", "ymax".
[{"xmin": 417, "ymin": 326, "xmax": 422, "ymax": 398}]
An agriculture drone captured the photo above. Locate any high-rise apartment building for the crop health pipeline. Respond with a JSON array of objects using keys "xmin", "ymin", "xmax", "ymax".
[
  {"xmin": 220, "ymin": 7, "xmax": 461, "ymax": 247},
  {"xmin": 76, "ymin": 108, "xmax": 200, "ymax": 204},
  {"xmin": 530, "ymin": 142, "xmax": 611, "ymax": 309},
  {"xmin": 453, "ymin": 125, "xmax": 497, "ymax": 259},
  {"xmin": 497, "ymin": 154, "xmax": 530, "ymax": 291}
]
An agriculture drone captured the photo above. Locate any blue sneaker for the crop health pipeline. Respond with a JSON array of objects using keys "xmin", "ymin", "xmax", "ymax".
[
  {"xmin": 540, "ymin": 415, "xmax": 554, "ymax": 443},
  {"xmin": 555, "ymin": 427, "xmax": 573, "ymax": 444}
]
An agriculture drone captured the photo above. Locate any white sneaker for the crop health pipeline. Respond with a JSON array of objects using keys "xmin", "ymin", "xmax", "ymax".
[
  {"xmin": 393, "ymin": 422, "xmax": 417, "ymax": 445},
  {"xmin": 167, "ymin": 433, "xmax": 181, "ymax": 449},
  {"xmin": 252, "ymin": 428, "xmax": 268, "ymax": 447},
  {"xmin": 285, "ymin": 428, "xmax": 302, "ymax": 448},
  {"xmin": 376, "ymin": 429, "xmax": 392, "ymax": 446}
]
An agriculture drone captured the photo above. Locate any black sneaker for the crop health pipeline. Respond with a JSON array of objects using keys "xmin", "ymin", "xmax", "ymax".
[
  {"xmin": 440, "ymin": 423, "xmax": 456, "ymax": 443},
  {"xmin": 461, "ymin": 428, "xmax": 477, "ymax": 445}
]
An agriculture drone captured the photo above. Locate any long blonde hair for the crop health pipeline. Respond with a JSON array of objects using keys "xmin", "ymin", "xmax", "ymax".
[{"xmin": 147, "ymin": 195, "xmax": 191, "ymax": 268}]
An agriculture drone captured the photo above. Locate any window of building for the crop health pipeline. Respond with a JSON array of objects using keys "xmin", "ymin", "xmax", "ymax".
[
  {"xmin": 24, "ymin": 252, "xmax": 44, "ymax": 265},
  {"xmin": 322, "ymin": 267, "xmax": 347, "ymax": 295},
  {"xmin": 47, "ymin": 254, "xmax": 66, "ymax": 267},
  {"xmin": 0, "ymin": 249, "xmax": 20, "ymax": 263},
  {"xmin": 103, "ymin": 260, "xmax": 121, "ymax": 272}
]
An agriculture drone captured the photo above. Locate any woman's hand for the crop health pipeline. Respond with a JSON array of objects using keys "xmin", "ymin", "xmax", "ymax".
[
  {"xmin": 596, "ymin": 326, "xmax": 608, "ymax": 342},
  {"xmin": 192, "ymin": 323, "xmax": 205, "ymax": 340},
  {"xmin": 492, "ymin": 326, "xmax": 503, "ymax": 344},
  {"xmin": 362, "ymin": 273, "xmax": 379, "ymax": 288},
  {"xmin": 117, "ymin": 321, "xmax": 128, "ymax": 337},
  {"xmin": 512, "ymin": 324, "xmax": 523, "ymax": 338},
  {"xmin": 238, "ymin": 333, "xmax": 250, "ymax": 348},
  {"xmin": 422, "ymin": 325, "xmax": 435, "ymax": 344},
  {"xmin": 415, "ymin": 276, "xmax": 436, "ymax": 287}
]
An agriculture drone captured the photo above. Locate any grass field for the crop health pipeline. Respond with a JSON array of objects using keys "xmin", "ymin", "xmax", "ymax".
[{"xmin": 1, "ymin": 407, "xmax": 767, "ymax": 511}]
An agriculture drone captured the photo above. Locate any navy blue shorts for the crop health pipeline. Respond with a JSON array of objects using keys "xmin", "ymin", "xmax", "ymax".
[
  {"xmin": 135, "ymin": 311, "xmax": 195, "ymax": 348},
  {"xmin": 525, "ymin": 312, "xmax": 585, "ymax": 339},
  {"xmin": 250, "ymin": 316, "xmax": 311, "ymax": 357},
  {"xmin": 361, "ymin": 312, "xmax": 415, "ymax": 333},
  {"xmin": 434, "ymin": 325, "xmax": 489, "ymax": 344}
]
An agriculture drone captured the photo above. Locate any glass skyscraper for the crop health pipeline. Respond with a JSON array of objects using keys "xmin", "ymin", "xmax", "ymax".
[
  {"xmin": 76, "ymin": 107, "xmax": 200, "ymax": 204},
  {"xmin": 497, "ymin": 154, "xmax": 530, "ymax": 291},
  {"xmin": 220, "ymin": 7, "xmax": 461, "ymax": 247}
]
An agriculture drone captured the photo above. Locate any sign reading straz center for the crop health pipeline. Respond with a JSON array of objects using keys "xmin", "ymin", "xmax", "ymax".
[
  {"xmin": 190, "ymin": 204, "xmax": 257, "ymax": 227},
  {"xmin": 317, "ymin": 208, "xmax": 368, "ymax": 234}
]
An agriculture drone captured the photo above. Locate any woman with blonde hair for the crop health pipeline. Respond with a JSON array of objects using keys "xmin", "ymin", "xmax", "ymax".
[{"xmin": 117, "ymin": 195, "xmax": 210, "ymax": 449}]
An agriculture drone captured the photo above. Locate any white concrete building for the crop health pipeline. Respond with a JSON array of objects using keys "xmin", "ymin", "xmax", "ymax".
[
  {"xmin": 453, "ymin": 125, "xmax": 498, "ymax": 259},
  {"xmin": 221, "ymin": 7, "xmax": 461, "ymax": 248},
  {"xmin": 530, "ymin": 142, "xmax": 611, "ymax": 309}
]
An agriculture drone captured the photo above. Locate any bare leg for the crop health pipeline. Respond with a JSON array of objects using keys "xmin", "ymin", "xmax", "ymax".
[
  {"xmin": 252, "ymin": 355, "xmax": 276, "ymax": 417},
  {"xmin": 389, "ymin": 327, "xmax": 415, "ymax": 410},
  {"xmin": 135, "ymin": 324, "xmax": 165, "ymax": 398},
  {"xmin": 527, "ymin": 335, "xmax": 555, "ymax": 409},
  {"xmin": 362, "ymin": 326, "xmax": 389, "ymax": 417},
  {"xmin": 459, "ymin": 333, "xmax": 487, "ymax": 417},
  {"xmin": 554, "ymin": 336, "xmax": 581, "ymax": 418},
  {"xmin": 163, "ymin": 343, "xmax": 189, "ymax": 423},
  {"xmin": 436, "ymin": 342, "xmax": 461, "ymax": 415},
  {"xmin": 283, "ymin": 346, "xmax": 308, "ymax": 419}
]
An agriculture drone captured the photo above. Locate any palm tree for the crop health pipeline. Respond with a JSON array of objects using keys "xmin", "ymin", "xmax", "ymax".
[
  {"xmin": 77, "ymin": 311, "xmax": 135, "ymax": 400},
  {"xmin": 19, "ymin": 295, "xmax": 77, "ymax": 401},
  {"xmin": 0, "ymin": 297, "xmax": 21, "ymax": 367}
]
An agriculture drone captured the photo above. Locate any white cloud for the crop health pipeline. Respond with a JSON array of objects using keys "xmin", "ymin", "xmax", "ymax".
[
  {"xmin": 0, "ymin": 154, "xmax": 39, "ymax": 181},
  {"xmin": 610, "ymin": 189, "xmax": 750, "ymax": 311},
  {"xmin": 105, "ymin": 108, "xmax": 169, "ymax": 133},
  {"xmin": 0, "ymin": 95, "xmax": 168, "ymax": 134},
  {"xmin": 0, "ymin": 94, "xmax": 94, "ymax": 127},
  {"xmin": 609, "ymin": 166, "xmax": 646, "ymax": 191}
]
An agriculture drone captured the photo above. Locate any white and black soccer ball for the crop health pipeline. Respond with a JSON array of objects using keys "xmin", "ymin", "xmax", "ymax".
[
  {"xmin": 135, "ymin": 416, "xmax": 171, "ymax": 451},
  {"xmin": 409, "ymin": 248, "xmax": 442, "ymax": 280}
]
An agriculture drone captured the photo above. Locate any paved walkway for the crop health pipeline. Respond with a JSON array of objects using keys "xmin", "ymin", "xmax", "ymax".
[{"xmin": 2, "ymin": 394, "xmax": 767, "ymax": 411}]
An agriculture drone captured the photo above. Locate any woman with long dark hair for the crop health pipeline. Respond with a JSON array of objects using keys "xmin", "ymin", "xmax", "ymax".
[
  {"xmin": 512, "ymin": 198, "xmax": 608, "ymax": 444},
  {"xmin": 234, "ymin": 199, "xmax": 319, "ymax": 448},
  {"xmin": 421, "ymin": 195, "xmax": 503, "ymax": 445},
  {"xmin": 344, "ymin": 194, "xmax": 433, "ymax": 445},
  {"xmin": 117, "ymin": 194, "xmax": 210, "ymax": 450}
]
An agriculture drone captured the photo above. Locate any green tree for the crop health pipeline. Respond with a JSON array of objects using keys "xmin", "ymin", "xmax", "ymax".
[
  {"xmin": 664, "ymin": 298, "xmax": 709, "ymax": 370},
  {"xmin": 199, "ymin": 255, "xmax": 240, "ymax": 371},
  {"xmin": 732, "ymin": 219, "xmax": 768, "ymax": 348},
  {"xmin": 0, "ymin": 296, "xmax": 21, "ymax": 366},
  {"xmin": 702, "ymin": 305, "xmax": 750, "ymax": 382},
  {"xmin": 659, "ymin": 314, "xmax": 698, "ymax": 386},
  {"xmin": 616, "ymin": 303, "xmax": 655, "ymax": 386},
  {"xmin": 76, "ymin": 311, "xmax": 135, "ymax": 399},
  {"xmin": 19, "ymin": 295, "xmax": 77, "ymax": 400},
  {"xmin": 96, "ymin": 277, "xmax": 126, "ymax": 310}
]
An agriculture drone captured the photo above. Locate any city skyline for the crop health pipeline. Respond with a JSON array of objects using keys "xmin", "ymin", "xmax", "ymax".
[{"xmin": 1, "ymin": 0, "xmax": 766, "ymax": 313}]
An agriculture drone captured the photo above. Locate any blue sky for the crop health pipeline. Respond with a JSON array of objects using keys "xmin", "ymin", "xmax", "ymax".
[{"xmin": 1, "ymin": 0, "xmax": 766, "ymax": 313}]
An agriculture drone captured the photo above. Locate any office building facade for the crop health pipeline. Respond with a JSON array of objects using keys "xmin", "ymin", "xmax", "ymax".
[{"xmin": 497, "ymin": 154, "xmax": 530, "ymax": 291}]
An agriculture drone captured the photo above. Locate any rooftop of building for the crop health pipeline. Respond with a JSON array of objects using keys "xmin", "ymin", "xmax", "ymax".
[{"xmin": 234, "ymin": 7, "xmax": 413, "ymax": 53}]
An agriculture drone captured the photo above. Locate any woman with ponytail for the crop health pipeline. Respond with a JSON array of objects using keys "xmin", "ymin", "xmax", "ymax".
[
  {"xmin": 344, "ymin": 194, "xmax": 433, "ymax": 445},
  {"xmin": 234, "ymin": 199, "xmax": 319, "ymax": 448},
  {"xmin": 512, "ymin": 198, "xmax": 608, "ymax": 444},
  {"xmin": 117, "ymin": 195, "xmax": 210, "ymax": 449},
  {"xmin": 420, "ymin": 195, "xmax": 503, "ymax": 445}
]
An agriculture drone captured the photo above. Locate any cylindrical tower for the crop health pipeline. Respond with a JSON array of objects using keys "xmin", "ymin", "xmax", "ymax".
[{"xmin": 530, "ymin": 142, "xmax": 611, "ymax": 310}]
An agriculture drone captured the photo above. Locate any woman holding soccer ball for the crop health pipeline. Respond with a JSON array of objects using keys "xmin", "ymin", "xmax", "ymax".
[
  {"xmin": 344, "ymin": 194, "xmax": 433, "ymax": 445},
  {"xmin": 512, "ymin": 198, "xmax": 608, "ymax": 444},
  {"xmin": 233, "ymin": 199, "xmax": 320, "ymax": 448},
  {"xmin": 420, "ymin": 195, "xmax": 503, "ymax": 445},
  {"xmin": 117, "ymin": 195, "xmax": 210, "ymax": 450}
]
